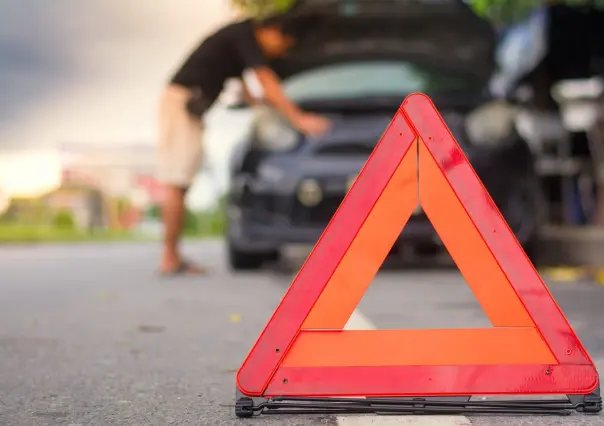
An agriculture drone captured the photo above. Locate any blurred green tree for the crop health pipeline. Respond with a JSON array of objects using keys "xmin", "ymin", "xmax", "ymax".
[
  {"xmin": 115, "ymin": 197, "xmax": 130, "ymax": 217},
  {"xmin": 208, "ymin": 195, "xmax": 227, "ymax": 235},
  {"xmin": 471, "ymin": 0, "xmax": 542, "ymax": 26},
  {"xmin": 232, "ymin": 0, "xmax": 604, "ymax": 26},
  {"xmin": 471, "ymin": 0, "xmax": 604, "ymax": 26},
  {"xmin": 52, "ymin": 209, "xmax": 76, "ymax": 230},
  {"xmin": 145, "ymin": 204, "xmax": 162, "ymax": 220},
  {"xmin": 183, "ymin": 207, "xmax": 201, "ymax": 234},
  {"xmin": 231, "ymin": 0, "xmax": 297, "ymax": 19}
]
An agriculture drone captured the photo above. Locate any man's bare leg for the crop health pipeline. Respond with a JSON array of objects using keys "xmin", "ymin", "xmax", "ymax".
[{"xmin": 160, "ymin": 185, "xmax": 206, "ymax": 274}]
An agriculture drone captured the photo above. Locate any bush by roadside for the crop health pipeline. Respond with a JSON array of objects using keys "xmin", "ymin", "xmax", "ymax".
[
  {"xmin": 0, "ymin": 223, "xmax": 222, "ymax": 244},
  {"xmin": 0, "ymin": 195, "xmax": 227, "ymax": 244},
  {"xmin": 0, "ymin": 224, "xmax": 139, "ymax": 244}
]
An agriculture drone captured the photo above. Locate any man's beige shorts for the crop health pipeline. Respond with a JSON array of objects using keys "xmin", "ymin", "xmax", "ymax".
[{"xmin": 156, "ymin": 84, "xmax": 204, "ymax": 188}]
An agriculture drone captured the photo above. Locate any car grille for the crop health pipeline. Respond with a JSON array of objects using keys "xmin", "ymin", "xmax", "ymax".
[
  {"xmin": 290, "ymin": 197, "xmax": 432, "ymax": 226},
  {"xmin": 245, "ymin": 192, "xmax": 344, "ymax": 226},
  {"xmin": 313, "ymin": 143, "xmax": 375, "ymax": 156},
  {"xmin": 245, "ymin": 191, "xmax": 430, "ymax": 228},
  {"xmin": 290, "ymin": 195, "xmax": 346, "ymax": 226},
  {"xmin": 245, "ymin": 194, "xmax": 284, "ymax": 224}
]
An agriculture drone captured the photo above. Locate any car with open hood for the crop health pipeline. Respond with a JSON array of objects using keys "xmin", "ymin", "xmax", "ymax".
[{"xmin": 225, "ymin": 0, "xmax": 544, "ymax": 270}]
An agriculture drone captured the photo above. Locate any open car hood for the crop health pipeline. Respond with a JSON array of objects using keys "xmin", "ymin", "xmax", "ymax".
[{"xmin": 270, "ymin": 0, "xmax": 496, "ymax": 84}]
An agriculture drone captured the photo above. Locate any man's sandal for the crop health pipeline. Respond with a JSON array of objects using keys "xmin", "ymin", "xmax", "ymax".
[{"xmin": 160, "ymin": 260, "xmax": 209, "ymax": 277}]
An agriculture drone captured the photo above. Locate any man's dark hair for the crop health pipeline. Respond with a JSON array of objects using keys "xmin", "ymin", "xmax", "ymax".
[{"xmin": 258, "ymin": 0, "xmax": 320, "ymax": 37}]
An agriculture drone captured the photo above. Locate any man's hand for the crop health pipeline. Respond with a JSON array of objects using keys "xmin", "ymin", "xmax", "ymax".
[
  {"xmin": 293, "ymin": 112, "xmax": 331, "ymax": 138},
  {"xmin": 253, "ymin": 67, "xmax": 331, "ymax": 138},
  {"xmin": 240, "ymin": 82, "xmax": 258, "ymax": 106}
]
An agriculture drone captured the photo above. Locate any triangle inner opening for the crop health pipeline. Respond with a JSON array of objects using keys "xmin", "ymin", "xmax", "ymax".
[
  {"xmin": 349, "ymin": 217, "xmax": 492, "ymax": 331},
  {"xmin": 347, "ymin": 135, "xmax": 490, "ymax": 331},
  {"xmin": 303, "ymin": 138, "xmax": 532, "ymax": 332},
  {"xmin": 286, "ymin": 138, "xmax": 556, "ymax": 368}
]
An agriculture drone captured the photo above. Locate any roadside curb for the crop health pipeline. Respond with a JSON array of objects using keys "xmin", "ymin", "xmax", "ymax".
[
  {"xmin": 593, "ymin": 269, "xmax": 604, "ymax": 286},
  {"xmin": 540, "ymin": 266, "xmax": 604, "ymax": 286}
]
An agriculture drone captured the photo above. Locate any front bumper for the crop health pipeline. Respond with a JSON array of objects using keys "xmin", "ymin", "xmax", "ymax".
[{"xmin": 228, "ymin": 201, "xmax": 441, "ymax": 253}]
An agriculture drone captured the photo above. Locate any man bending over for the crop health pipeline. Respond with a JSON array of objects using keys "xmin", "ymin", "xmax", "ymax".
[{"xmin": 157, "ymin": 12, "xmax": 330, "ymax": 275}]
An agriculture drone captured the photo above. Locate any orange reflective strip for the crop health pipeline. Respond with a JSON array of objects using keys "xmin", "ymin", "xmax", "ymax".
[
  {"xmin": 302, "ymin": 139, "xmax": 419, "ymax": 330},
  {"xmin": 419, "ymin": 141, "xmax": 535, "ymax": 327},
  {"xmin": 282, "ymin": 328, "xmax": 557, "ymax": 367}
]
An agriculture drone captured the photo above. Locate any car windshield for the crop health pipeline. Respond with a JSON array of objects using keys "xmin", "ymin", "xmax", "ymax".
[{"xmin": 282, "ymin": 60, "xmax": 481, "ymax": 102}]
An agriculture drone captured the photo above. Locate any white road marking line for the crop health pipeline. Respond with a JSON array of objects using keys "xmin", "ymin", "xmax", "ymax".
[
  {"xmin": 337, "ymin": 417, "xmax": 472, "ymax": 426},
  {"xmin": 344, "ymin": 310, "xmax": 376, "ymax": 330},
  {"xmin": 338, "ymin": 310, "xmax": 472, "ymax": 426}
]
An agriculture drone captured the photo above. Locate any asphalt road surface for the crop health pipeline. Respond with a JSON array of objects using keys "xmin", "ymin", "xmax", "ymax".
[{"xmin": 1, "ymin": 240, "xmax": 604, "ymax": 426}]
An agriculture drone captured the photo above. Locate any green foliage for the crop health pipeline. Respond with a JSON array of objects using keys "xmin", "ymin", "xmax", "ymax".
[
  {"xmin": 183, "ymin": 208, "xmax": 200, "ymax": 234},
  {"xmin": 184, "ymin": 201, "xmax": 226, "ymax": 237},
  {"xmin": 470, "ymin": 0, "xmax": 540, "ymax": 25},
  {"xmin": 52, "ymin": 209, "xmax": 76, "ymax": 230},
  {"xmin": 0, "ymin": 223, "xmax": 141, "ymax": 244},
  {"xmin": 208, "ymin": 194, "xmax": 227, "ymax": 235},
  {"xmin": 143, "ymin": 198, "xmax": 226, "ymax": 237},
  {"xmin": 0, "ymin": 204, "xmax": 14, "ymax": 223},
  {"xmin": 470, "ymin": 0, "xmax": 604, "ymax": 26},
  {"xmin": 115, "ymin": 197, "xmax": 130, "ymax": 216},
  {"xmin": 145, "ymin": 204, "xmax": 162, "ymax": 220},
  {"xmin": 197, "ymin": 210, "xmax": 226, "ymax": 236},
  {"xmin": 231, "ymin": 0, "xmax": 297, "ymax": 20},
  {"xmin": 230, "ymin": 0, "xmax": 604, "ymax": 27},
  {"xmin": 0, "ymin": 197, "xmax": 50, "ymax": 225}
]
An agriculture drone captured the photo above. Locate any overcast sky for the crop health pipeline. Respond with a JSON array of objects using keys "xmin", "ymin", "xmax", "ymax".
[{"xmin": 0, "ymin": 0, "xmax": 251, "ymax": 207}]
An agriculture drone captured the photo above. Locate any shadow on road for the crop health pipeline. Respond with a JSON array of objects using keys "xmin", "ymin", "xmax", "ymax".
[{"xmin": 263, "ymin": 253, "xmax": 457, "ymax": 277}]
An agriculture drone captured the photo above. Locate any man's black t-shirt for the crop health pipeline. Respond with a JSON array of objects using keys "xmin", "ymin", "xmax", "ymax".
[{"xmin": 170, "ymin": 19, "xmax": 267, "ymax": 111}]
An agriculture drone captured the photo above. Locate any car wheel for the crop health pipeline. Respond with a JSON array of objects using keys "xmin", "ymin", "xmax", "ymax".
[
  {"xmin": 500, "ymin": 176, "xmax": 545, "ymax": 263},
  {"xmin": 227, "ymin": 242, "xmax": 278, "ymax": 271}
]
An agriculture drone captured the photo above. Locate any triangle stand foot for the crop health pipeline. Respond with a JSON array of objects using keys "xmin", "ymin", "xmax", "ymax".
[
  {"xmin": 235, "ymin": 393, "xmax": 603, "ymax": 418},
  {"xmin": 568, "ymin": 384, "xmax": 602, "ymax": 413}
]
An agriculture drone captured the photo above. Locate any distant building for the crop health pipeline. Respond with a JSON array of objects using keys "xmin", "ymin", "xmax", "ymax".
[
  {"xmin": 45, "ymin": 185, "xmax": 106, "ymax": 231},
  {"xmin": 58, "ymin": 142, "xmax": 157, "ymax": 198},
  {"xmin": 56, "ymin": 142, "xmax": 164, "ymax": 230}
]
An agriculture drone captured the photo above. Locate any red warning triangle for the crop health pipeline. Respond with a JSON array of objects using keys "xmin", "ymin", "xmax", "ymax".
[{"xmin": 236, "ymin": 93, "xmax": 599, "ymax": 398}]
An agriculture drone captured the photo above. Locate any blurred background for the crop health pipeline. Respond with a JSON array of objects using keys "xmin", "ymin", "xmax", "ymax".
[
  {"xmin": 0, "ymin": 0, "xmax": 243, "ymax": 241},
  {"xmin": 2, "ymin": 0, "xmax": 604, "ymax": 268},
  {"xmin": 4, "ymin": 2, "xmax": 604, "ymax": 424}
]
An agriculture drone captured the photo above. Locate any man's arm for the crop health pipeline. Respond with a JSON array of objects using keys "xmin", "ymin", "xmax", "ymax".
[
  {"xmin": 252, "ymin": 66, "xmax": 304, "ymax": 123},
  {"xmin": 233, "ymin": 24, "xmax": 329, "ymax": 136},
  {"xmin": 253, "ymin": 66, "xmax": 330, "ymax": 137},
  {"xmin": 240, "ymin": 81, "xmax": 260, "ymax": 106}
]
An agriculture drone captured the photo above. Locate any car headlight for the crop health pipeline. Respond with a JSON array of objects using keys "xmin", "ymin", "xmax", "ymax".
[
  {"xmin": 464, "ymin": 101, "xmax": 518, "ymax": 147},
  {"xmin": 297, "ymin": 179, "xmax": 323, "ymax": 207},
  {"xmin": 253, "ymin": 106, "xmax": 300, "ymax": 152}
]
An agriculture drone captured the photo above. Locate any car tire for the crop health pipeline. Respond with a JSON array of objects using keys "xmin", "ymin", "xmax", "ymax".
[
  {"xmin": 227, "ymin": 242, "xmax": 278, "ymax": 272},
  {"xmin": 499, "ymin": 175, "xmax": 546, "ymax": 264}
]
